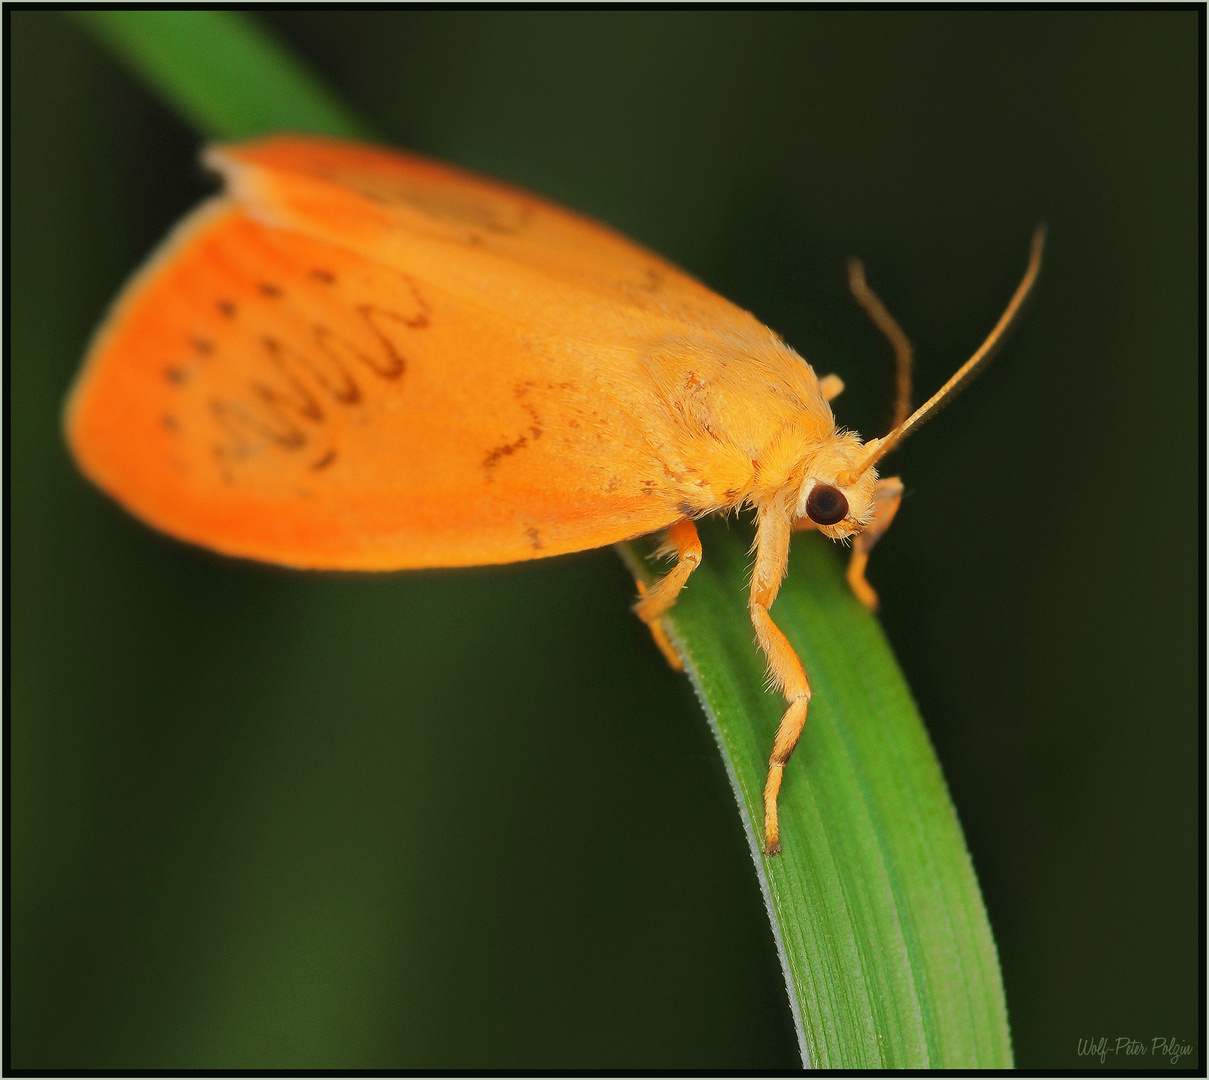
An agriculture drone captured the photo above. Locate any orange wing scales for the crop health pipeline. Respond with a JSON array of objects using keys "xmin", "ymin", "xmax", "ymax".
[{"xmin": 66, "ymin": 137, "xmax": 832, "ymax": 571}]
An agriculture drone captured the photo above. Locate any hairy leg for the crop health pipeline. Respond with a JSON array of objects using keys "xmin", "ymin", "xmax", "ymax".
[
  {"xmin": 750, "ymin": 506, "xmax": 811, "ymax": 855},
  {"xmin": 847, "ymin": 477, "xmax": 904, "ymax": 610},
  {"xmin": 631, "ymin": 517, "xmax": 702, "ymax": 672}
]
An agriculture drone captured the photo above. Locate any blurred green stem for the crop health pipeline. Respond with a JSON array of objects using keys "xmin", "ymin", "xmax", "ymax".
[{"xmin": 72, "ymin": 10, "xmax": 371, "ymax": 140}]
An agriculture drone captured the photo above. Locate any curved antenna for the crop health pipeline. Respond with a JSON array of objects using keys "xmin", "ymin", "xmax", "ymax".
[
  {"xmin": 838, "ymin": 224, "xmax": 1046, "ymax": 487},
  {"xmin": 847, "ymin": 256, "xmax": 913, "ymax": 432}
]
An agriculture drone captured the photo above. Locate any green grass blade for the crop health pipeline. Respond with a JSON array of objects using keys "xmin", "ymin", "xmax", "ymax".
[
  {"xmin": 74, "ymin": 9, "xmax": 1012, "ymax": 1067},
  {"xmin": 71, "ymin": 10, "xmax": 371, "ymax": 140},
  {"xmin": 621, "ymin": 521, "xmax": 1012, "ymax": 1068}
]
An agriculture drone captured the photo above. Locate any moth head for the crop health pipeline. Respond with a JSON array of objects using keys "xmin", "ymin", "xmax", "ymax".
[{"xmin": 793, "ymin": 436, "xmax": 879, "ymax": 540}]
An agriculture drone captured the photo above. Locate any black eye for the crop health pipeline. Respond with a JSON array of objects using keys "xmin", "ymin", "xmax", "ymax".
[{"xmin": 805, "ymin": 483, "xmax": 849, "ymax": 526}]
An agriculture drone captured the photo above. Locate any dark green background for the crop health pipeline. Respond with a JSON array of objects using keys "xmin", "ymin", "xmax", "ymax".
[{"xmin": 11, "ymin": 10, "xmax": 1200, "ymax": 1070}]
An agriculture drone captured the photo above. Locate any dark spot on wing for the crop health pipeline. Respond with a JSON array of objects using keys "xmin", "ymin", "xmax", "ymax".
[
  {"xmin": 356, "ymin": 302, "xmax": 429, "ymax": 379},
  {"xmin": 163, "ymin": 366, "xmax": 187, "ymax": 385},
  {"xmin": 190, "ymin": 335, "xmax": 214, "ymax": 355},
  {"xmin": 258, "ymin": 282, "xmax": 282, "ymax": 298},
  {"xmin": 211, "ymin": 397, "xmax": 307, "ymax": 451},
  {"xmin": 483, "ymin": 435, "xmax": 528, "ymax": 477},
  {"xmin": 526, "ymin": 526, "xmax": 543, "ymax": 551},
  {"xmin": 162, "ymin": 414, "xmax": 180, "ymax": 433},
  {"xmin": 309, "ymin": 268, "xmax": 336, "ymax": 284},
  {"xmin": 523, "ymin": 404, "xmax": 542, "ymax": 439},
  {"xmin": 252, "ymin": 341, "xmax": 324, "ymax": 424},
  {"xmin": 310, "ymin": 449, "xmax": 338, "ymax": 471},
  {"xmin": 403, "ymin": 282, "xmax": 432, "ymax": 326},
  {"xmin": 315, "ymin": 320, "xmax": 418, "ymax": 397},
  {"xmin": 677, "ymin": 502, "xmax": 694, "ymax": 518},
  {"xmin": 217, "ymin": 299, "xmax": 237, "ymax": 318},
  {"xmin": 513, "ymin": 382, "xmax": 543, "ymax": 439},
  {"xmin": 266, "ymin": 333, "xmax": 360, "ymax": 405}
]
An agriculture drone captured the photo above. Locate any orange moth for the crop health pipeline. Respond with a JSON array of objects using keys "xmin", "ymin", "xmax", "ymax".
[{"xmin": 65, "ymin": 137, "xmax": 1044, "ymax": 854}]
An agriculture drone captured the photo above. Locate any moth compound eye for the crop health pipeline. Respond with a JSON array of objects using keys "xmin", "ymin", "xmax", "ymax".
[{"xmin": 805, "ymin": 483, "xmax": 849, "ymax": 526}]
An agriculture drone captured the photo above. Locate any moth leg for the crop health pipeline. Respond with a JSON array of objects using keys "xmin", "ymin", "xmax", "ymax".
[
  {"xmin": 634, "ymin": 581, "xmax": 684, "ymax": 671},
  {"xmin": 818, "ymin": 373, "xmax": 844, "ymax": 401},
  {"xmin": 847, "ymin": 477, "xmax": 904, "ymax": 610},
  {"xmin": 848, "ymin": 257, "xmax": 913, "ymax": 431},
  {"xmin": 632, "ymin": 517, "xmax": 702, "ymax": 672},
  {"xmin": 750, "ymin": 507, "xmax": 811, "ymax": 856}
]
